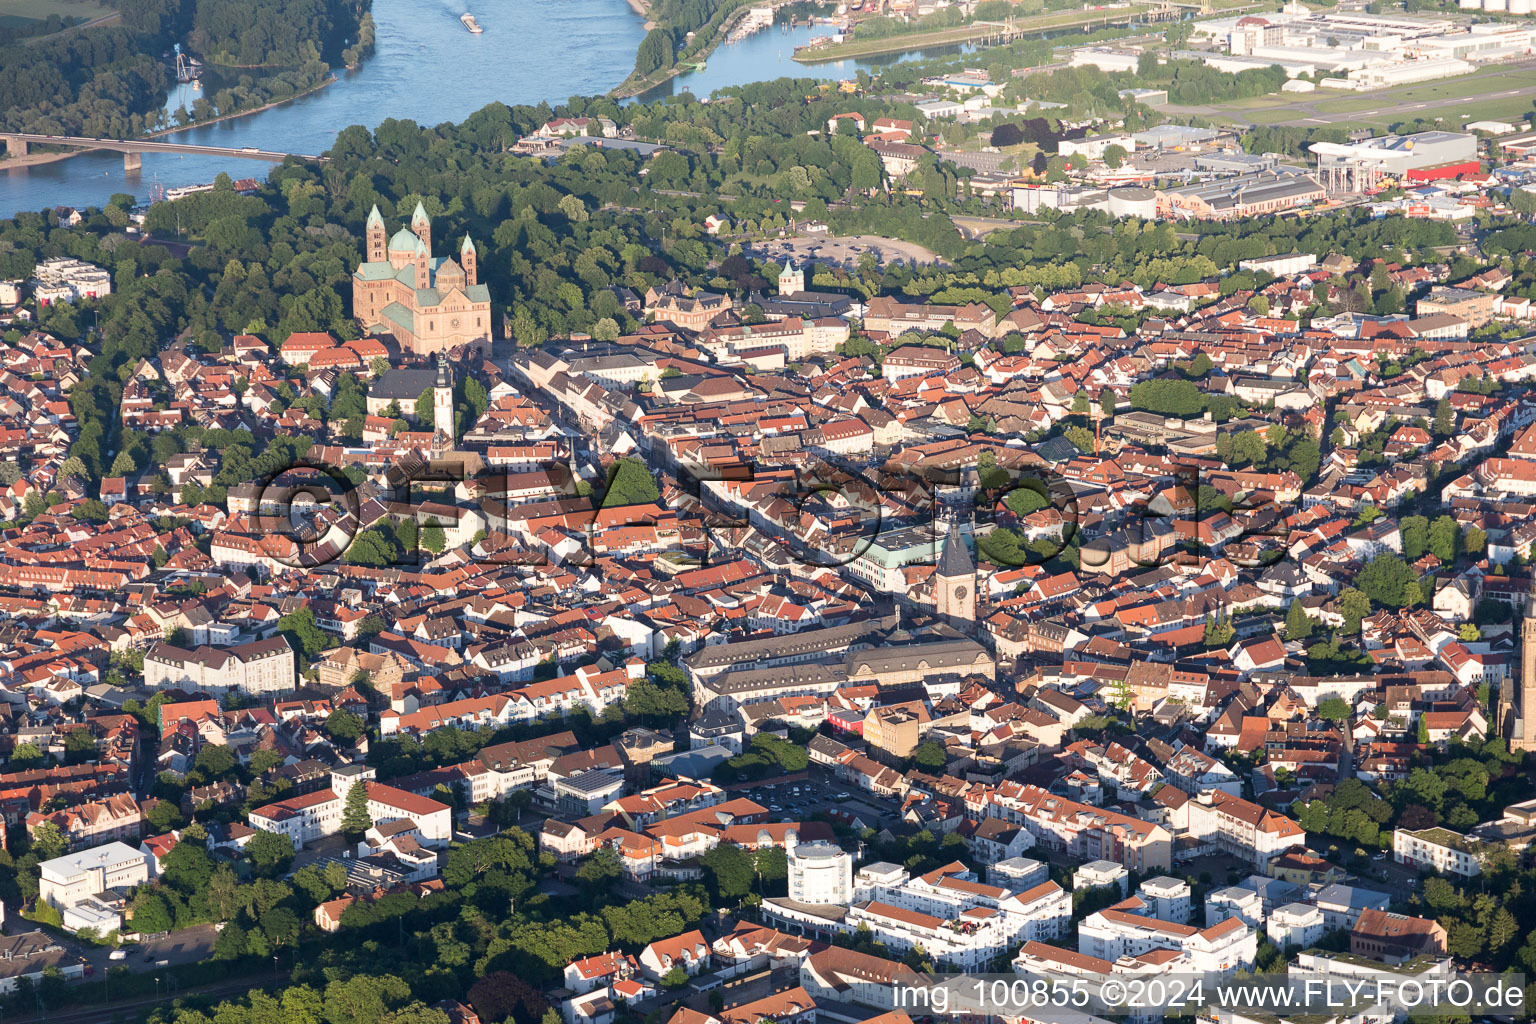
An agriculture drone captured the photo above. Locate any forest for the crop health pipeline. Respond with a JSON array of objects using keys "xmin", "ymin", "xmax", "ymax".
[
  {"xmin": 191, "ymin": 0, "xmax": 371, "ymax": 67},
  {"xmin": 0, "ymin": 0, "xmax": 372, "ymax": 137}
]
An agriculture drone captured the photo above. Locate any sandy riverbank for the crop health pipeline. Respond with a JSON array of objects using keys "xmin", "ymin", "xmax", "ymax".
[
  {"xmin": 625, "ymin": 0, "xmax": 656, "ymax": 30},
  {"xmin": 0, "ymin": 150, "xmax": 79, "ymax": 171}
]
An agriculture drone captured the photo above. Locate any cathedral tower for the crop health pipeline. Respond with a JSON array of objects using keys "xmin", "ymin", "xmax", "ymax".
[
  {"xmin": 411, "ymin": 200, "xmax": 432, "ymax": 253},
  {"xmin": 779, "ymin": 259, "xmax": 804, "ymax": 296},
  {"xmin": 414, "ymin": 236, "xmax": 430, "ymax": 291},
  {"xmin": 461, "ymin": 236, "xmax": 477, "ymax": 287},
  {"xmin": 434, "ymin": 354, "xmax": 455, "ymax": 446},
  {"xmin": 934, "ymin": 516, "xmax": 976, "ymax": 630},
  {"xmin": 1516, "ymin": 579, "xmax": 1536, "ymax": 751},
  {"xmin": 366, "ymin": 204, "xmax": 385, "ymax": 264}
]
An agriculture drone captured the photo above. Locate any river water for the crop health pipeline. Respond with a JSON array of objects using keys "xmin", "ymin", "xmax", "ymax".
[{"xmin": 0, "ymin": 0, "xmax": 980, "ymax": 217}]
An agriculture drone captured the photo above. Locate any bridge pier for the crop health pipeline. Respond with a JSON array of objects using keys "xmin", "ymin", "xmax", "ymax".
[
  {"xmin": 4, "ymin": 136, "xmax": 25, "ymax": 160},
  {"xmin": 123, "ymin": 151, "xmax": 141, "ymax": 172}
]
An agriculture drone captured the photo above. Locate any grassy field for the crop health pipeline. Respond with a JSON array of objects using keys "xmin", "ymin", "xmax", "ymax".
[
  {"xmin": 1196, "ymin": 61, "xmax": 1536, "ymax": 130},
  {"xmin": 0, "ymin": 0, "xmax": 111, "ymax": 29},
  {"xmin": 794, "ymin": 5, "xmax": 1155, "ymax": 61}
]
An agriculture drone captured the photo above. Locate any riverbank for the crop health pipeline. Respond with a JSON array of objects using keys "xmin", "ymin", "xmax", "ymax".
[
  {"xmin": 624, "ymin": 0, "xmax": 656, "ymax": 31},
  {"xmin": 792, "ymin": 5, "xmax": 1153, "ymax": 61},
  {"xmin": 156, "ymin": 74, "xmax": 340, "ymax": 136},
  {"xmin": 0, "ymin": 75, "xmax": 339, "ymax": 174},
  {"xmin": 612, "ymin": 0, "xmax": 756, "ymax": 97}
]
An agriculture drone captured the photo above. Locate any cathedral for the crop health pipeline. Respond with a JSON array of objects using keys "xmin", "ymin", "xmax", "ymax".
[{"xmin": 352, "ymin": 203, "xmax": 492, "ymax": 357}]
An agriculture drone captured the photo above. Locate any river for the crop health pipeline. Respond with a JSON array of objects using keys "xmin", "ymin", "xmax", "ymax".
[{"xmin": 0, "ymin": 0, "xmax": 981, "ymax": 217}]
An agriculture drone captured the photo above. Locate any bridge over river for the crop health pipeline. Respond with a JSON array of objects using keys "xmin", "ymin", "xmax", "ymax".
[{"xmin": 1, "ymin": 133, "xmax": 325, "ymax": 172}]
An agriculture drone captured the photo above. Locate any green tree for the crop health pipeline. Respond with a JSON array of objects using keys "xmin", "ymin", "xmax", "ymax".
[
  {"xmin": 911, "ymin": 740, "xmax": 947, "ymax": 771},
  {"xmin": 129, "ymin": 888, "xmax": 175, "ymax": 935},
  {"xmin": 1285, "ymin": 600, "xmax": 1315, "ymax": 642},
  {"xmin": 326, "ymin": 709, "xmax": 365, "ymax": 743},
  {"xmin": 700, "ymin": 842, "xmax": 754, "ymax": 901},
  {"xmin": 161, "ymin": 840, "xmax": 214, "ymax": 894},
  {"xmin": 1339, "ymin": 587, "xmax": 1373, "ymax": 635},
  {"xmin": 599, "ymin": 457, "xmax": 660, "ymax": 507},
  {"xmin": 1434, "ymin": 397, "xmax": 1453, "ymax": 437},
  {"xmin": 1356, "ymin": 554, "xmax": 1416, "ymax": 607},
  {"xmin": 341, "ymin": 779, "xmax": 373, "ymax": 839},
  {"xmin": 575, "ymin": 846, "xmax": 621, "ymax": 895},
  {"xmin": 277, "ymin": 606, "xmax": 327, "ymax": 663},
  {"xmin": 247, "ymin": 830, "xmax": 296, "ymax": 875},
  {"xmin": 420, "ymin": 518, "xmax": 446, "ymax": 555},
  {"xmin": 1401, "ymin": 515, "xmax": 1429, "ymax": 561},
  {"xmin": 1428, "ymin": 516, "xmax": 1459, "ymax": 562},
  {"xmin": 1316, "ymin": 696, "xmax": 1350, "ymax": 722},
  {"xmin": 31, "ymin": 821, "xmax": 66, "ymax": 860}
]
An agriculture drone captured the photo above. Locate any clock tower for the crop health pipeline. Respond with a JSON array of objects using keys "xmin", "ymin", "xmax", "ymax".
[
  {"xmin": 934, "ymin": 516, "xmax": 976, "ymax": 630},
  {"xmin": 433, "ymin": 354, "xmax": 455, "ymax": 448}
]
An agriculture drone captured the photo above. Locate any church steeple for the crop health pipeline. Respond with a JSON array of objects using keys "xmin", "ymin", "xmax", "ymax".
[
  {"xmin": 411, "ymin": 201, "xmax": 431, "ymax": 253},
  {"xmin": 934, "ymin": 515, "xmax": 976, "ymax": 630},
  {"xmin": 460, "ymin": 235, "xmax": 477, "ymax": 287},
  {"xmin": 433, "ymin": 353, "xmax": 454, "ymax": 449},
  {"xmin": 366, "ymin": 204, "xmax": 385, "ymax": 263}
]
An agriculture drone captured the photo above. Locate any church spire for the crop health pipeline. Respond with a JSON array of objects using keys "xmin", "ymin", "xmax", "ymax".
[
  {"xmin": 937, "ymin": 516, "xmax": 975, "ymax": 579},
  {"xmin": 411, "ymin": 201, "xmax": 431, "ymax": 253},
  {"xmin": 460, "ymin": 235, "xmax": 477, "ymax": 287},
  {"xmin": 934, "ymin": 513, "xmax": 976, "ymax": 631},
  {"xmin": 433, "ymin": 353, "xmax": 455, "ymax": 449},
  {"xmin": 365, "ymin": 204, "xmax": 386, "ymax": 264}
]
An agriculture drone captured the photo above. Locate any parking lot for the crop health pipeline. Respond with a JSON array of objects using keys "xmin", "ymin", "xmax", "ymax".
[
  {"xmin": 733, "ymin": 768, "xmax": 899, "ymax": 829},
  {"xmin": 745, "ymin": 233, "xmax": 941, "ymax": 269}
]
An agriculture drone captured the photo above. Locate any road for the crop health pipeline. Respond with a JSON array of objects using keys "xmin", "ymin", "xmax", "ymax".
[
  {"xmin": 20, "ymin": 9, "xmax": 120, "ymax": 45},
  {"xmin": 0, "ymin": 133, "xmax": 324, "ymax": 162}
]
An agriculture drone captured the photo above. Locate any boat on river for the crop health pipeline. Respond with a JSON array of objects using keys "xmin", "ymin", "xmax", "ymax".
[{"xmin": 460, "ymin": 12, "xmax": 483, "ymax": 32}]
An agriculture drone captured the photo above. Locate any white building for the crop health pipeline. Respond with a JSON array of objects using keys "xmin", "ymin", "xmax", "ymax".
[
  {"xmin": 1393, "ymin": 827, "xmax": 1482, "ymax": 877},
  {"xmin": 1069, "ymin": 47, "xmax": 1140, "ymax": 72},
  {"xmin": 143, "ymin": 636, "xmax": 295, "ymax": 697},
  {"xmin": 1135, "ymin": 877, "xmax": 1192, "ymax": 924},
  {"xmin": 1239, "ymin": 252, "xmax": 1317, "ymax": 277},
  {"xmin": 248, "ymin": 765, "xmax": 452, "ymax": 850},
  {"xmin": 846, "ymin": 899, "xmax": 1010, "ymax": 970},
  {"xmin": 38, "ymin": 842, "xmax": 152, "ymax": 911},
  {"xmin": 989, "ymin": 856, "xmax": 1048, "ymax": 890},
  {"xmin": 1205, "ymin": 886, "xmax": 1264, "ymax": 929},
  {"xmin": 1266, "ymin": 902, "xmax": 1325, "ymax": 949},
  {"xmin": 31, "ymin": 257, "xmax": 112, "ymax": 305},
  {"xmin": 1186, "ymin": 792, "xmax": 1305, "ymax": 869},
  {"xmin": 1074, "ymin": 859, "xmax": 1129, "ymax": 896},
  {"xmin": 1079, "ymin": 904, "xmax": 1256, "ymax": 976},
  {"xmin": 788, "ymin": 838, "xmax": 853, "ymax": 905},
  {"xmin": 852, "ymin": 861, "xmax": 1071, "ymax": 950}
]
